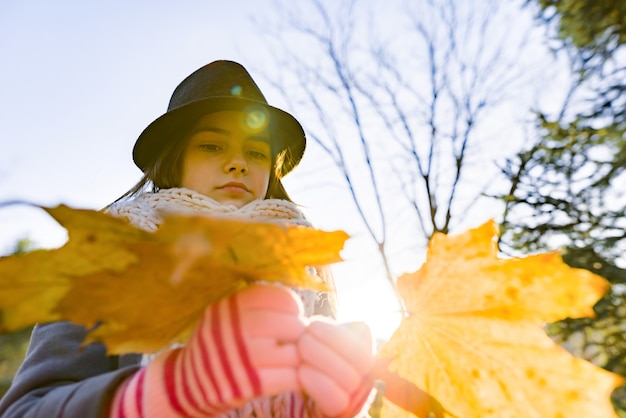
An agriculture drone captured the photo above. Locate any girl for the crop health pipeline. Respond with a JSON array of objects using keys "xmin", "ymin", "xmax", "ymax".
[{"xmin": 0, "ymin": 61, "xmax": 375, "ymax": 418}]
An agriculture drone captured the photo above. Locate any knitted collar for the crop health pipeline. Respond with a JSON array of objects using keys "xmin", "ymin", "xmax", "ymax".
[{"xmin": 106, "ymin": 187, "xmax": 311, "ymax": 232}]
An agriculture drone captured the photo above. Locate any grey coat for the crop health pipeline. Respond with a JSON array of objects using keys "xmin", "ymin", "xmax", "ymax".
[{"xmin": 0, "ymin": 322, "xmax": 141, "ymax": 418}]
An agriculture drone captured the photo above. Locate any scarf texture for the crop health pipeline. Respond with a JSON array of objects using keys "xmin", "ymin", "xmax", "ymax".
[
  {"xmin": 106, "ymin": 188, "xmax": 330, "ymax": 418},
  {"xmin": 106, "ymin": 187, "xmax": 313, "ymax": 231}
]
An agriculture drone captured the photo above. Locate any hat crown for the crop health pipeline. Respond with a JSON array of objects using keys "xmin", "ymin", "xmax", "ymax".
[{"xmin": 168, "ymin": 60, "xmax": 268, "ymax": 111}]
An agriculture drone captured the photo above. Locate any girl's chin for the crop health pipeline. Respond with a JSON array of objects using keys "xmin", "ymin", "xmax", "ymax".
[
  {"xmin": 211, "ymin": 196, "xmax": 252, "ymax": 208},
  {"xmin": 207, "ymin": 190, "xmax": 258, "ymax": 208}
]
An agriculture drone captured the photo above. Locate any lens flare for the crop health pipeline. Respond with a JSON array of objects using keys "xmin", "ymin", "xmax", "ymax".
[
  {"xmin": 230, "ymin": 85, "xmax": 242, "ymax": 96},
  {"xmin": 244, "ymin": 107, "xmax": 268, "ymax": 131}
]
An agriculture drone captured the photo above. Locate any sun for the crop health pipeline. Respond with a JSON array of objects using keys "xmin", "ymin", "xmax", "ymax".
[{"xmin": 333, "ymin": 268, "xmax": 403, "ymax": 351}]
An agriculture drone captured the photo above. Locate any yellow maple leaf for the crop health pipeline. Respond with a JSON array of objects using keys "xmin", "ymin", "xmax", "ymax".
[
  {"xmin": 378, "ymin": 220, "xmax": 624, "ymax": 418},
  {"xmin": 0, "ymin": 205, "xmax": 347, "ymax": 354},
  {"xmin": 0, "ymin": 205, "xmax": 146, "ymax": 332}
]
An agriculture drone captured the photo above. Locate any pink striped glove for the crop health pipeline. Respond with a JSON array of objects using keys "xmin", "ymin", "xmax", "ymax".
[
  {"xmin": 109, "ymin": 284, "xmax": 306, "ymax": 418},
  {"xmin": 298, "ymin": 320, "xmax": 375, "ymax": 418}
]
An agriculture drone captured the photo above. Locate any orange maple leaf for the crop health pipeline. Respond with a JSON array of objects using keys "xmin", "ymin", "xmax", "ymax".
[
  {"xmin": 377, "ymin": 220, "xmax": 624, "ymax": 418},
  {"xmin": 0, "ymin": 205, "xmax": 347, "ymax": 354}
]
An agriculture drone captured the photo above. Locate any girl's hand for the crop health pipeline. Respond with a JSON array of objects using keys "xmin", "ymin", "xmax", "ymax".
[
  {"xmin": 298, "ymin": 319, "xmax": 376, "ymax": 418},
  {"xmin": 110, "ymin": 284, "xmax": 306, "ymax": 418}
]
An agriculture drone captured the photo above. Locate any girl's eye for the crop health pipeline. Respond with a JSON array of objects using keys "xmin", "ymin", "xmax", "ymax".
[
  {"xmin": 247, "ymin": 150, "xmax": 269, "ymax": 160},
  {"xmin": 199, "ymin": 143, "xmax": 221, "ymax": 151}
]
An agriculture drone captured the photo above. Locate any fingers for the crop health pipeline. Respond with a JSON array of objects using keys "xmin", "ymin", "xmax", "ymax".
[
  {"xmin": 236, "ymin": 284, "xmax": 304, "ymax": 315},
  {"xmin": 234, "ymin": 285, "xmax": 306, "ymax": 397},
  {"xmin": 305, "ymin": 320, "xmax": 375, "ymax": 374},
  {"xmin": 298, "ymin": 319, "xmax": 376, "ymax": 418},
  {"xmin": 299, "ymin": 365, "xmax": 351, "ymax": 417},
  {"xmin": 340, "ymin": 321, "xmax": 372, "ymax": 342},
  {"xmin": 247, "ymin": 338, "xmax": 299, "ymax": 367},
  {"xmin": 298, "ymin": 331, "xmax": 363, "ymax": 393},
  {"xmin": 240, "ymin": 310, "xmax": 306, "ymax": 340},
  {"xmin": 258, "ymin": 368, "xmax": 300, "ymax": 395},
  {"xmin": 184, "ymin": 284, "xmax": 306, "ymax": 407}
]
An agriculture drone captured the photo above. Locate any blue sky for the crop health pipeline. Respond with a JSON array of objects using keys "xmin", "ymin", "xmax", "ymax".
[{"xmin": 1, "ymin": 1, "xmax": 279, "ymax": 244}]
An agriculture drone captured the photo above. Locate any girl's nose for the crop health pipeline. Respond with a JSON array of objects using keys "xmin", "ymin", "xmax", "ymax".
[{"xmin": 225, "ymin": 152, "xmax": 248, "ymax": 174}]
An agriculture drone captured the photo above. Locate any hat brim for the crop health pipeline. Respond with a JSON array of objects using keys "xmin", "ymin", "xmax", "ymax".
[{"xmin": 133, "ymin": 97, "xmax": 306, "ymax": 177}]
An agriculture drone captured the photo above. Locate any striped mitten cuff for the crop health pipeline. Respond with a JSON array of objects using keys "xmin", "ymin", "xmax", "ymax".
[{"xmin": 110, "ymin": 284, "xmax": 307, "ymax": 418}]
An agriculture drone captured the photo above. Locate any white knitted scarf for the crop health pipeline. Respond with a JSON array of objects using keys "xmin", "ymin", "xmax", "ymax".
[
  {"xmin": 106, "ymin": 187, "xmax": 313, "ymax": 232},
  {"xmin": 107, "ymin": 188, "xmax": 323, "ymax": 418}
]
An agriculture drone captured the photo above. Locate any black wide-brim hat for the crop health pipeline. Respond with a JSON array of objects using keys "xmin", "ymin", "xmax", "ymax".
[{"xmin": 133, "ymin": 60, "xmax": 306, "ymax": 177}]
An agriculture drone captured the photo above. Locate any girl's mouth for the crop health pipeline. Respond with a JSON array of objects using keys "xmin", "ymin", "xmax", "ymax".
[{"xmin": 218, "ymin": 182, "xmax": 250, "ymax": 193}]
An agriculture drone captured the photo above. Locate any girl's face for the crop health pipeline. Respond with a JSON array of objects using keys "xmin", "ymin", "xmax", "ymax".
[{"xmin": 180, "ymin": 111, "xmax": 272, "ymax": 208}]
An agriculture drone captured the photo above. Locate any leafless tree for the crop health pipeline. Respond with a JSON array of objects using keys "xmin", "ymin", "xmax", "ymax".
[{"xmin": 253, "ymin": 0, "xmax": 548, "ymax": 299}]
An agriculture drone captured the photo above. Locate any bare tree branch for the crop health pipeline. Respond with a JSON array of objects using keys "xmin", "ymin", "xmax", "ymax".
[{"xmin": 253, "ymin": 0, "xmax": 551, "ymax": 306}]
